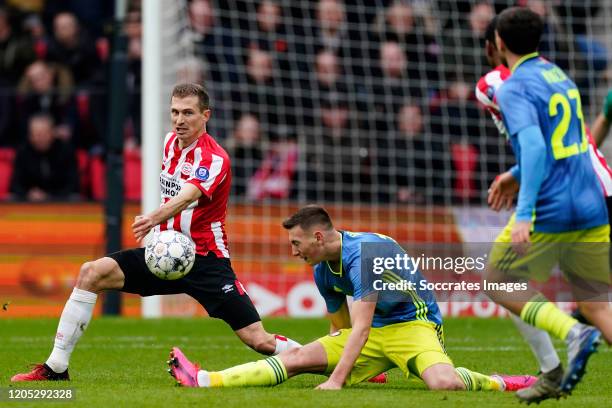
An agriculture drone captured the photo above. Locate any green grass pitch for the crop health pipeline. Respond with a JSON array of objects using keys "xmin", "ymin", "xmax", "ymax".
[{"xmin": 0, "ymin": 317, "xmax": 610, "ymax": 407}]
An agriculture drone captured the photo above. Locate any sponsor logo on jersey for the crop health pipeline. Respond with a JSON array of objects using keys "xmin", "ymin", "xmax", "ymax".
[
  {"xmin": 181, "ymin": 162, "xmax": 193, "ymax": 176},
  {"xmin": 160, "ymin": 173, "xmax": 182, "ymax": 197},
  {"xmin": 221, "ymin": 283, "xmax": 234, "ymax": 293},
  {"xmin": 195, "ymin": 166, "xmax": 209, "ymax": 181}
]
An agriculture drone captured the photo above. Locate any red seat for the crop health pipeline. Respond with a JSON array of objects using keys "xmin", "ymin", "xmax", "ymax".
[
  {"xmin": 76, "ymin": 149, "xmax": 90, "ymax": 198},
  {"xmin": 76, "ymin": 91, "xmax": 91, "ymax": 122},
  {"xmin": 89, "ymin": 149, "xmax": 142, "ymax": 201},
  {"xmin": 451, "ymin": 143, "xmax": 479, "ymax": 200},
  {"xmin": 90, "ymin": 154, "xmax": 106, "ymax": 201},
  {"xmin": 123, "ymin": 149, "xmax": 142, "ymax": 201},
  {"xmin": 0, "ymin": 148, "xmax": 15, "ymax": 200}
]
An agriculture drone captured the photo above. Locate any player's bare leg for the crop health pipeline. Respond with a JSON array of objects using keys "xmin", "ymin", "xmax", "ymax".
[
  {"xmin": 577, "ymin": 302, "xmax": 612, "ymax": 344},
  {"xmin": 11, "ymin": 258, "xmax": 124, "ymax": 381},
  {"xmin": 235, "ymin": 321, "xmax": 302, "ymax": 356},
  {"xmin": 421, "ymin": 363, "xmax": 464, "ymax": 390},
  {"xmin": 424, "ymin": 362, "xmax": 534, "ymax": 391}
]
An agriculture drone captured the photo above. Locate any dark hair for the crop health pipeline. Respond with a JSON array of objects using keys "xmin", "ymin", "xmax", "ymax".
[
  {"xmin": 484, "ymin": 15, "xmax": 498, "ymax": 45},
  {"xmin": 282, "ymin": 206, "xmax": 334, "ymax": 231},
  {"xmin": 171, "ymin": 83, "xmax": 210, "ymax": 111},
  {"xmin": 496, "ymin": 7, "xmax": 543, "ymax": 55}
]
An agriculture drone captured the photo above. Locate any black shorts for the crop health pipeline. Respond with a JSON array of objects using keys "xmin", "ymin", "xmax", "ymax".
[{"xmin": 107, "ymin": 248, "xmax": 261, "ymax": 330}]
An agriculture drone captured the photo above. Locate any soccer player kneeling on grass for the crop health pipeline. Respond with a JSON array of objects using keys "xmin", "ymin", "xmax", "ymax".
[
  {"xmin": 168, "ymin": 206, "xmax": 535, "ymax": 392},
  {"xmin": 11, "ymin": 84, "xmax": 300, "ymax": 383}
]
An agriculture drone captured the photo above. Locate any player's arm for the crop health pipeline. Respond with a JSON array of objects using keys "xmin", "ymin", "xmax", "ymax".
[
  {"xmin": 132, "ymin": 183, "xmax": 202, "ymax": 241},
  {"xmin": 591, "ymin": 89, "xmax": 612, "ymax": 147},
  {"xmin": 512, "ymin": 126, "xmax": 547, "ymax": 248},
  {"xmin": 316, "ymin": 297, "xmax": 376, "ymax": 390},
  {"xmin": 328, "ymin": 300, "xmax": 351, "ymax": 333},
  {"xmin": 496, "ymin": 83, "xmax": 546, "ymax": 248}
]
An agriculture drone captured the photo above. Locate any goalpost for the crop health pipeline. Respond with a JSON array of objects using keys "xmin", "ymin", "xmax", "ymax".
[{"xmin": 142, "ymin": 0, "xmax": 196, "ymax": 317}]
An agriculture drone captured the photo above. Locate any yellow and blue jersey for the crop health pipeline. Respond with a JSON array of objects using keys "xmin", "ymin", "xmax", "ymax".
[
  {"xmin": 497, "ymin": 53, "xmax": 608, "ymax": 232},
  {"xmin": 313, "ymin": 231, "xmax": 442, "ymax": 328}
]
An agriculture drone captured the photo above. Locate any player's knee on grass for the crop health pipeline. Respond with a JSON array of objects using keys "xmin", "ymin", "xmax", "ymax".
[
  {"xmin": 421, "ymin": 363, "xmax": 464, "ymax": 391},
  {"xmin": 280, "ymin": 343, "xmax": 328, "ymax": 377},
  {"xmin": 75, "ymin": 258, "xmax": 124, "ymax": 293}
]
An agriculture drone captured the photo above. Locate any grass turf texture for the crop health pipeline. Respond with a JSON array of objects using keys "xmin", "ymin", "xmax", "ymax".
[{"xmin": 0, "ymin": 317, "xmax": 610, "ymax": 407}]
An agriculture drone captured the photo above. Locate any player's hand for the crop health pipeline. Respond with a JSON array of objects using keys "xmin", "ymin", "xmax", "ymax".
[
  {"xmin": 315, "ymin": 379, "xmax": 343, "ymax": 390},
  {"xmin": 132, "ymin": 215, "xmax": 154, "ymax": 242},
  {"xmin": 487, "ymin": 172, "xmax": 518, "ymax": 212},
  {"xmin": 511, "ymin": 220, "xmax": 531, "ymax": 255}
]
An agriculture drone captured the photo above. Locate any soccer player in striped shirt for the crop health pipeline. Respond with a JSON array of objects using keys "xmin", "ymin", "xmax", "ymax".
[
  {"xmin": 482, "ymin": 7, "xmax": 612, "ymax": 403},
  {"xmin": 11, "ymin": 83, "xmax": 300, "ymax": 383},
  {"xmin": 168, "ymin": 206, "xmax": 536, "ymax": 392}
]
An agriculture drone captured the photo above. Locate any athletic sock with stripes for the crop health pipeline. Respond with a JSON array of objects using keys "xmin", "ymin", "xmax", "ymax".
[
  {"xmin": 204, "ymin": 356, "xmax": 288, "ymax": 387},
  {"xmin": 455, "ymin": 367, "xmax": 503, "ymax": 391},
  {"xmin": 520, "ymin": 294, "xmax": 578, "ymax": 340}
]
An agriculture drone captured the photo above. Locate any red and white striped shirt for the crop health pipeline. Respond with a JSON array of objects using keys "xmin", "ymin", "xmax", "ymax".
[
  {"xmin": 156, "ymin": 131, "xmax": 232, "ymax": 257},
  {"xmin": 476, "ymin": 65, "xmax": 612, "ymax": 197}
]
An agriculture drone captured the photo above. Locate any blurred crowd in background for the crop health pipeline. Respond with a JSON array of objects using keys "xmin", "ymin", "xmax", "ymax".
[{"xmin": 0, "ymin": 0, "xmax": 609, "ymax": 205}]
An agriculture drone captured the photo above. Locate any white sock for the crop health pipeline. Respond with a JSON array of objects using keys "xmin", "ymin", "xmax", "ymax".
[
  {"xmin": 196, "ymin": 370, "xmax": 210, "ymax": 387},
  {"xmin": 510, "ymin": 313, "xmax": 560, "ymax": 373},
  {"xmin": 45, "ymin": 288, "xmax": 97, "ymax": 373},
  {"xmin": 272, "ymin": 335, "xmax": 302, "ymax": 356}
]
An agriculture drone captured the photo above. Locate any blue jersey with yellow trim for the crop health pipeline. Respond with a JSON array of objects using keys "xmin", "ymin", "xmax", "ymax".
[
  {"xmin": 496, "ymin": 53, "xmax": 607, "ymax": 232},
  {"xmin": 313, "ymin": 230, "xmax": 442, "ymax": 328}
]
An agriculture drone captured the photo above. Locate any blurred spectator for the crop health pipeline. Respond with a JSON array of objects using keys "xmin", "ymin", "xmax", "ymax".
[
  {"xmin": 303, "ymin": 50, "xmax": 350, "ymax": 126},
  {"xmin": 368, "ymin": 41, "xmax": 422, "ymax": 130},
  {"xmin": 225, "ymin": 113, "xmax": 263, "ymax": 198},
  {"xmin": 240, "ymin": 47, "xmax": 294, "ymax": 133},
  {"xmin": 17, "ymin": 60, "xmax": 77, "ymax": 144},
  {"xmin": 22, "ymin": 14, "xmax": 48, "ymax": 59},
  {"xmin": 9, "ymin": 113, "xmax": 79, "ymax": 201},
  {"xmin": 247, "ymin": 134, "xmax": 298, "ymax": 201},
  {"xmin": 242, "ymin": 0, "xmax": 307, "ymax": 76},
  {"xmin": 46, "ymin": 12, "xmax": 99, "ymax": 86},
  {"xmin": 187, "ymin": 0, "xmax": 241, "ymax": 84},
  {"xmin": 314, "ymin": 50, "xmax": 347, "ymax": 93},
  {"xmin": 42, "ymin": 0, "xmax": 113, "ymax": 38},
  {"xmin": 303, "ymin": 96, "xmax": 372, "ymax": 202},
  {"xmin": 525, "ymin": 0, "xmax": 590, "ymax": 91},
  {"xmin": 372, "ymin": 0, "xmax": 440, "ymax": 85},
  {"xmin": 0, "ymin": 7, "xmax": 36, "ymax": 83},
  {"xmin": 430, "ymin": 79, "xmax": 483, "ymax": 202},
  {"xmin": 377, "ymin": 103, "xmax": 446, "ymax": 204},
  {"xmin": 124, "ymin": 9, "xmax": 142, "ymax": 145},
  {"xmin": 306, "ymin": 0, "xmax": 365, "ymax": 80},
  {"xmin": 440, "ymin": 1, "xmax": 493, "ymax": 83}
]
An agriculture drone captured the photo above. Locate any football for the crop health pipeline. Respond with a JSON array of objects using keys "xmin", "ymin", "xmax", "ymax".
[{"xmin": 144, "ymin": 230, "xmax": 195, "ymax": 280}]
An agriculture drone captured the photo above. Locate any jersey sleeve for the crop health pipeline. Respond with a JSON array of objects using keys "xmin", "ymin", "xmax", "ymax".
[
  {"xmin": 345, "ymin": 249, "xmax": 375, "ymax": 301},
  {"xmin": 497, "ymin": 80, "xmax": 540, "ymax": 137},
  {"xmin": 186, "ymin": 152, "xmax": 229, "ymax": 198},
  {"xmin": 475, "ymin": 75, "xmax": 497, "ymax": 110},
  {"xmin": 314, "ymin": 266, "xmax": 346, "ymax": 313}
]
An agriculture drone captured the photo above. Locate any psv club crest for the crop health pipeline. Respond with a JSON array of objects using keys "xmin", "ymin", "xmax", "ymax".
[{"xmin": 181, "ymin": 162, "xmax": 193, "ymax": 176}]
